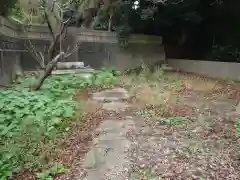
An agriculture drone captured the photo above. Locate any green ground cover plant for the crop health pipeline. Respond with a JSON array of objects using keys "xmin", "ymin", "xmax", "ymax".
[{"xmin": 0, "ymin": 69, "xmax": 117, "ymax": 179}]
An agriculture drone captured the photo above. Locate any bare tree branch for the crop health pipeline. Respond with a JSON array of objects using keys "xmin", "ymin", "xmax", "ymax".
[
  {"xmin": 47, "ymin": 16, "xmax": 72, "ymax": 62},
  {"xmin": 65, "ymin": 42, "xmax": 81, "ymax": 59},
  {"xmin": 31, "ymin": 52, "xmax": 65, "ymax": 91},
  {"xmin": 44, "ymin": 11, "xmax": 55, "ymax": 40},
  {"xmin": 30, "ymin": 0, "xmax": 82, "ymax": 91},
  {"xmin": 24, "ymin": 40, "xmax": 45, "ymax": 68},
  {"xmin": 51, "ymin": 0, "xmax": 57, "ymax": 12},
  {"xmin": 21, "ymin": 18, "xmax": 46, "ymax": 68}
]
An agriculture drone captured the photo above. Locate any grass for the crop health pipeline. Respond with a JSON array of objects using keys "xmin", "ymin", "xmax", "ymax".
[
  {"xmin": 121, "ymin": 64, "xmax": 182, "ymax": 108},
  {"xmin": 0, "ymin": 69, "xmax": 117, "ymax": 179}
]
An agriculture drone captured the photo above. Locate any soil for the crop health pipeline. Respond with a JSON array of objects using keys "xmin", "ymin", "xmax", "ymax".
[{"xmin": 127, "ymin": 73, "xmax": 240, "ymax": 180}]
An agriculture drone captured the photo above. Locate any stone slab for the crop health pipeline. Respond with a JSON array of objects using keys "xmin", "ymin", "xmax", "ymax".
[
  {"xmin": 92, "ymin": 88, "xmax": 130, "ymax": 102},
  {"xmin": 56, "ymin": 61, "xmax": 84, "ymax": 69},
  {"xmin": 82, "ymin": 118, "xmax": 135, "ymax": 180},
  {"xmin": 51, "ymin": 69, "xmax": 95, "ymax": 75},
  {"xmin": 102, "ymin": 102, "xmax": 129, "ymax": 112}
]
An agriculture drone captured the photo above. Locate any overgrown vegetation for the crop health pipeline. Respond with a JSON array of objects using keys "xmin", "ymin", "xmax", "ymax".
[{"xmin": 0, "ymin": 69, "xmax": 116, "ymax": 179}]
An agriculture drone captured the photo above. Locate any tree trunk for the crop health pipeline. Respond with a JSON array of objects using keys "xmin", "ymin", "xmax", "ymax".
[
  {"xmin": 14, "ymin": 53, "xmax": 24, "ymax": 77},
  {"xmin": 30, "ymin": 53, "xmax": 63, "ymax": 91},
  {"xmin": 108, "ymin": 13, "xmax": 113, "ymax": 32}
]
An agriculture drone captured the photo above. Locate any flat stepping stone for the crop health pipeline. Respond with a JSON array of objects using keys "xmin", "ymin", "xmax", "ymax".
[
  {"xmin": 51, "ymin": 69, "xmax": 95, "ymax": 75},
  {"xmin": 56, "ymin": 61, "xmax": 84, "ymax": 69},
  {"xmin": 92, "ymin": 88, "xmax": 129, "ymax": 102},
  {"xmin": 102, "ymin": 102, "xmax": 129, "ymax": 112},
  {"xmin": 82, "ymin": 118, "xmax": 135, "ymax": 180}
]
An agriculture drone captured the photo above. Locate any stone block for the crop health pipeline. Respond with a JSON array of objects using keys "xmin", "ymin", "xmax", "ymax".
[{"xmin": 56, "ymin": 61, "xmax": 84, "ymax": 69}]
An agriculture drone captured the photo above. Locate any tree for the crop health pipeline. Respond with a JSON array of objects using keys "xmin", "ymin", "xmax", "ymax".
[
  {"xmin": 100, "ymin": 0, "xmax": 123, "ymax": 31},
  {"xmin": 93, "ymin": 0, "xmax": 133, "ymax": 47},
  {"xmin": 1, "ymin": 0, "xmax": 18, "ymax": 16},
  {"xmin": 137, "ymin": 0, "xmax": 235, "ymax": 60},
  {"xmin": 28, "ymin": 0, "xmax": 82, "ymax": 91}
]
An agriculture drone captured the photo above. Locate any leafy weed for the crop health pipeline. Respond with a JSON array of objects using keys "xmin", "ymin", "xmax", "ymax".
[
  {"xmin": 37, "ymin": 163, "xmax": 68, "ymax": 180},
  {"xmin": 158, "ymin": 116, "xmax": 191, "ymax": 124},
  {"xmin": 0, "ymin": 69, "xmax": 116, "ymax": 178}
]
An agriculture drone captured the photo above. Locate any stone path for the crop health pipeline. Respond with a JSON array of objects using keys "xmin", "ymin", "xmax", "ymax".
[{"xmin": 82, "ymin": 88, "xmax": 137, "ymax": 180}]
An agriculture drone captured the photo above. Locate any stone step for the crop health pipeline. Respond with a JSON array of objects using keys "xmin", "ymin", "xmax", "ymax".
[
  {"xmin": 56, "ymin": 61, "xmax": 84, "ymax": 69},
  {"xmin": 82, "ymin": 119, "xmax": 134, "ymax": 180},
  {"xmin": 51, "ymin": 68, "xmax": 95, "ymax": 75}
]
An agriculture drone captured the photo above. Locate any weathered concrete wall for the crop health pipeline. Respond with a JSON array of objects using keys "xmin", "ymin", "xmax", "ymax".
[
  {"xmin": 168, "ymin": 58, "xmax": 240, "ymax": 81},
  {"xmin": 0, "ymin": 17, "xmax": 165, "ymax": 84},
  {"xmin": 78, "ymin": 42, "xmax": 165, "ymax": 70},
  {"xmin": 74, "ymin": 29, "xmax": 165, "ymax": 70},
  {"xmin": 0, "ymin": 34, "xmax": 22, "ymax": 85}
]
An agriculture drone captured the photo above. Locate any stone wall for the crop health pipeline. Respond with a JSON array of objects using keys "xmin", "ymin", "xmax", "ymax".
[
  {"xmin": 168, "ymin": 58, "xmax": 240, "ymax": 81},
  {"xmin": 0, "ymin": 34, "xmax": 22, "ymax": 85},
  {"xmin": 0, "ymin": 17, "xmax": 165, "ymax": 85},
  {"xmin": 78, "ymin": 42, "xmax": 164, "ymax": 70},
  {"xmin": 73, "ymin": 29, "xmax": 165, "ymax": 70}
]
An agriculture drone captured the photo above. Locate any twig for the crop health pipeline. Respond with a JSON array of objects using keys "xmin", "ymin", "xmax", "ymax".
[{"xmin": 65, "ymin": 42, "xmax": 81, "ymax": 58}]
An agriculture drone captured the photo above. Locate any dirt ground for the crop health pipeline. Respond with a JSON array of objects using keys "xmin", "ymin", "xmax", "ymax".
[
  {"xmin": 54, "ymin": 70, "xmax": 240, "ymax": 180},
  {"xmin": 121, "ymin": 71, "xmax": 240, "ymax": 180}
]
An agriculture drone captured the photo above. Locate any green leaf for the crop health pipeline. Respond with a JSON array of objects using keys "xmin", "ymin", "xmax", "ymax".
[
  {"xmin": 0, "ymin": 70, "xmax": 116, "ymax": 176},
  {"xmin": 0, "ymin": 122, "xmax": 16, "ymax": 136},
  {"xmin": 46, "ymin": 177, "xmax": 53, "ymax": 180},
  {"xmin": 63, "ymin": 107, "xmax": 75, "ymax": 118},
  {"xmin": 52, "ymin": 117, "xmax": 62, "ymax": 125},
  {"xmin": 158, "ymin": 116, "xmax": 191, "ymax": 124}
]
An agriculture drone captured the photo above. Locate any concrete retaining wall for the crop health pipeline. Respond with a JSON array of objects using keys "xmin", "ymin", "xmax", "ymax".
[
  {"xmin": 0, "ymin": 17, "xmax": 165, "ymax": 85},
  {"xmin": 78, "ymin": 41, "xmax": 165, "ymax": 71},
  {"xmin": 168, "ymin": 58, "xmax": 240, "ymax": 81}
]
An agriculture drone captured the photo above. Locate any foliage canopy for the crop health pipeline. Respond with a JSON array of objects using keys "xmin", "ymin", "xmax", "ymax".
[{"xmin": 1, "ymin": 0, "xmax": 18, "ymax": 16}]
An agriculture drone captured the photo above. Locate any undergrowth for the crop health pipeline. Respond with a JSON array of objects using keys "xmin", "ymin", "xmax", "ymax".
[{"xmin": 0, "ymin": 69, "xmax": 117, "ymax": 179}]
